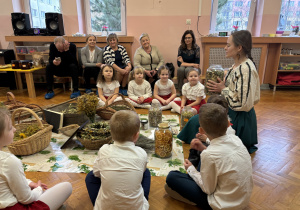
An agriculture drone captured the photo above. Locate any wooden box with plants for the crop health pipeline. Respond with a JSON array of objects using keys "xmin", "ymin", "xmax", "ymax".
[{"xmin": 9, "ymin": 107, "xmax": 53, "ymax": 156}]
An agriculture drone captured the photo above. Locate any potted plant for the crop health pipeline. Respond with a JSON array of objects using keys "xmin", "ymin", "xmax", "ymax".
[{"xmin": 102, "ymin": 25, "xmax": 109, "ymax": 36}]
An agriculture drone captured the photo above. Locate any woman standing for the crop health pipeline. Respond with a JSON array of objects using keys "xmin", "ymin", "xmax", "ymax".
[
  {"xmin": 134, "ymin": 33, "xmax": 164, "ymax": 90},
  {"xmin": 81, "ymin": 34, "xmax": 103, "ymax": 93},
  {"xmin": 103, "ymin": 33, "xmax": 132, "ymax": 96},
  {"xmin": 207, "ymin": 30, "xmax": 260, "ymax": 154},
  {"xmin": 177, "ymin": 30, "xmax": 200, "ymax": 96}
]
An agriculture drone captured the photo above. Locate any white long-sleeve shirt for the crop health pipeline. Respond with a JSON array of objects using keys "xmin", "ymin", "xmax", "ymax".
[
  {"xmin": 93, "ymin": 141, "xmax": 149, "ymax": 210},
  {"xmin": 127, "ymin": 80, "xmax": 152, "ymax": 101},
  {"xmin": 221, "ymin": 59, "xmax": 260, "ymax": 112},
  {"xmin": 0, "ymin": 151, "xmax": 43, "ymax": 208},
  {"xmin": 187, "ymin": 134, "xmax": 253, "ymax": 210}
]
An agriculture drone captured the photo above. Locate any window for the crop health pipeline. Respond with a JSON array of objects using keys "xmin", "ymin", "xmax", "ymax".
[
  {"xmin": 84, "ymin": 0, "xmax": 126, "ymax": 35},
  {"xmin": 234, "ymin": 11, "xmax": 242, "ymax": 17},
  {"xmin": 210, "ymin": 0, "xmax": 256, "ymax": 32},
  {"xmin": 235, "ymin": 1, "xmax": 243, "ymax": 6},
  {"xmin": 25, "ymin": 0, "xmax": 61, "ymax": 28},
  {"xmin": 277, "ymin": 0, "xmax": 300, "ymax": 31},
  {"xmin": 31, "ymin": 9, "xmax": 38, "ymax": 16}
]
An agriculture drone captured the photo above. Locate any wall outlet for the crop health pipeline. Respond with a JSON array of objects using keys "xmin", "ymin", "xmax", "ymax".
[{"xmin": 186, "ymin": 19, "xmax": 191, "ymax": 25}]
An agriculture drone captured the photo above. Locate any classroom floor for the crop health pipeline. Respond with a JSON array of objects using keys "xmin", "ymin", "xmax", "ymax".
[{"xmin": 1, "ymin": 87, "xmax": 300, "ymax": 210}]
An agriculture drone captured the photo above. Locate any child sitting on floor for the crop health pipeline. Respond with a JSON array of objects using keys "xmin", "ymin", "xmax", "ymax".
[
  {"xmin": 165, "ymin": 103, "xmax": 253, "ymax": 210},
  {"xmin": 126, "ymin": 67, "xmax": 153, "ymax": 109},
  {"xmin": 85, "ymin": 110, "xmax": 151, "ymax": 210},
  {"xmin": 97, "ymin": 64, "xmax": 122, "ymax": 106},
  {"xmin": 0, "ymin": 108, "xmax": 72, "ymax": 210},
  {"xmin": 170, "ymin": 68, "xmax": 206, "ymax": 115},
  {"xmin": 152, "ymin": 65, "xmax": 180, "ymax": 110}
]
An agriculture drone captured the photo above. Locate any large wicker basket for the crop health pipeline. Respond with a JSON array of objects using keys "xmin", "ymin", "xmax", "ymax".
[
  {"xmin": 76, "ymin": 134, "xmax": 112, "ymax": 150},
  {"xmin": 96, "ymin": 93, "xmax": 136, "ymax": 120},
  {"xmin": 8, "ymin": 108, "xmax": 53, "ymax": 156},
  {"xmin": 3, "ymin": 92, "xmax": 35, "ymax": 112}
]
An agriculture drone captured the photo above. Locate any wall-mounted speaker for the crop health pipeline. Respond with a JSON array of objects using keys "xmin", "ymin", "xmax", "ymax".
[
  {"xmin": 45, "ymin": 13, "xmax": 65, "ymax": 36},
  {"xmin": 11, "ymin": 13, "xmax": 31, "ymax": 36}
]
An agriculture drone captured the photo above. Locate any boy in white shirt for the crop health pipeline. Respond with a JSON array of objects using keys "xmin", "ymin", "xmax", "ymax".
[
  {"xmin": 85, "ymin": 110, "xmax": 150, "ymax": 210},
  {"xmin": 165, "ymin": 104, "xmax": 253, "ymax": 210}
]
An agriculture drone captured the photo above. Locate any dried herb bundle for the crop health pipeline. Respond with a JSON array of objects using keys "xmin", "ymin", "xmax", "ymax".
[
  {"xmin": 61, "ymin": 104, "xmax": 78, "ymax": 114},
  {"xmin": 14, "ymin": 124, "xmax": 40, "ymax": 141},
  {"xmin": 79, "ymin": 121, "xmax": 111, "ymax": 141},
  {"xmin": 77, "ymin": 93, "xmax": 98, "ymax": 122}
]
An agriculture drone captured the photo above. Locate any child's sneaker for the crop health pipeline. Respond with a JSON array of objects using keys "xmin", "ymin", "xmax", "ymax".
[{"xmin": 45, "ymin": 91, "xmax": 54, "ymax": 99}]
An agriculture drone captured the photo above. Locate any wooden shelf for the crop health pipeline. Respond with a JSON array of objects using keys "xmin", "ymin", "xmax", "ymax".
[
  {"xmin": 280, "ymin": 55, "xmax": 300, "ymax": 57},
  {"xmin": 278, "ymin": 70, "xmax": 300, "ymax": 72}
]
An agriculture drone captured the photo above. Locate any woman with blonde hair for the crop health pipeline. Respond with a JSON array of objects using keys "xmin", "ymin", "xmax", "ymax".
[{"xmin": 134, "ymin": 33, "xmax": 164, "ymax": 90}]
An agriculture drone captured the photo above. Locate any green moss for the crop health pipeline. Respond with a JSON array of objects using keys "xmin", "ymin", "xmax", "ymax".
[
  {"xmin": 176, "ymin": 140, "xmax": 182, "ymax": 146},
  {"xmin": 72, "ymin": 146, "xmax": 85, "ymax": 150},
  {"xmin": 149, "ymin": 169, "xmax": 156, "ymax": 176},
  {"xmin": 167, "ymin": 158, "xmax": 182, "ymax": 167},
  {"xmin": 47, "ymin": 156, "xmax": 57, "ymax": 162},
  {"xmin": 23, "ymin": 163, "xmax": 28, "ymax": 171},
  {"xmin": 78, "ymin": 164, "xmax": 90, "ymax": 173},
  {"xmin": 51, "ymin": 138, "xmax": 57, "ymax": 143},
  {"xmin": 51, "ymin": 163, "xmax": 62, "ymax": 172},
  {"xmin": 179, "ymin": 167, "xmax": 186, "ymax": 173}
]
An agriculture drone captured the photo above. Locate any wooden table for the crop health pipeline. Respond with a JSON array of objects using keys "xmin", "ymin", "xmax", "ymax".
[{"xmin": 0, "ymin": 67, "xmax": 45, "ymax": 98}]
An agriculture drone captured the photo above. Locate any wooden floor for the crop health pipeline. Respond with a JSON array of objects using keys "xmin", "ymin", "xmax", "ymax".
[{"xmin": 1, "ymin": 87, "xmax": 300, "ymax": 210}]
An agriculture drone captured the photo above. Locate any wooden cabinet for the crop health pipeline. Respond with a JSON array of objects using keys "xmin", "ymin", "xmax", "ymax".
[{"xmin": 201, "ymin": 37, "xmax": 300, "ymax": 91}]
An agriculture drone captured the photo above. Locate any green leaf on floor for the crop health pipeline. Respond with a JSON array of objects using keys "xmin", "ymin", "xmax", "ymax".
[
  {"xmin": 167, "ymin": 158, "xmax": 182, "ymax": 167},
  {"xmin": 39, "ymin": 150, "xmax": 51, "ymax": 154},
  {"xmin": 47, "ymin": 156, "xmax": 57, "ymax": 162},
  {"xmin": 16, "ymin": 155, "xmax": 23, "ymax": 160},
  {"xmin": 83, "ymin": 151, "xmax": 88, "ymax": 154},
  {"xmin": 149, "ymin": 169, "xmax": 156, "ymax": 176},
  {"xmin": 51, "ymin": 163, "xmax": 63, "ymax": 172},
  {"xmin": 23, "ymin": 163, "xmax": 28, "ymax": 171},
  {"xmin": 152, "ymin": 154, "xmax": 159, "ymax": 158},
  {"xmin": 69, "ymin": 155, "xmax": 81, "ymax": 162},
  {"xmin": 51, "ymin": 138, "xmax": 57, "ymax": 143},
  {"xmin": 78, "ymin": 164, "xmax": 91, "ymax": 173},
  {"xmin": 176, "ymin": 140, "xmax": 182, "ymax": 146}
]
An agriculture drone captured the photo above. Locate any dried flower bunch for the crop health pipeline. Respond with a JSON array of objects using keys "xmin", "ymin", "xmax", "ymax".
[
  {"xmin": 13, "ymin": 124, "xmax": 40, "ymax": 141},
  {"xmin": 77, "ymin": 93, "xmax": 99, "ymax": 122},
  {"xmin": 61, "ymin": 103, "xmax": 78, "ymax": 114},
  {"xmin": 79, "ymin": 121, "xmax": 111, "ymax": 141}
]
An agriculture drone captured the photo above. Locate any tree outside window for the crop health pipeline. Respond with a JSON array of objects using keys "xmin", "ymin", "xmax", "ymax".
[
  {"xmin": 85, "ymin": 0, "xmax": 126, "ymax": 35},
  {"xmin": 211, "ymin": 0, "xmax": 255, "ymax": 32},
  {"xmin": 277, "ymin": 0, "xmax": 300, "ymax": 31}
]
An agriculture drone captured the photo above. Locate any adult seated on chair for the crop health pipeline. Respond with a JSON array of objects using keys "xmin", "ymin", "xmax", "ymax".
[
  {"xmin": 103, "ymin": 33, "xmax": 132, "ymax": 96},
  {"xmin": 177, "ymin": 30, "xmax": 200, "ymax": 96},
  {"xmin": 45, "ymin": 36, "xmax": 81, "ymax": 99},
  {"xmin": 81, "ymin": 34, "xmax": 103, "ymax": 94}
]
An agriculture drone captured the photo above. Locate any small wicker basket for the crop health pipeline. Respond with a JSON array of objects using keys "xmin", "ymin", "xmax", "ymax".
[
  {"xmin": 58, "ymin": 124, "xmax": 80, "ymax": 137},
  {"xmin": 3, "ymin": 92, "xmax": 35, "ymax": 112},
  {"xmin": 76, "ymin": 135, "xmax": 112, "ymax": 150},
  {"xmin": 96, "ymin": 93, "xmax": 136, "ymax": 120},
  {"xmin": 8, "ymin": 107, "xmax": 53, "ymax": 156}
]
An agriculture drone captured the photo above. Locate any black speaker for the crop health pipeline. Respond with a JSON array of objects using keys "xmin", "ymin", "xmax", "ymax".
[
  {"xmin": 45, "ymin": 13, "xmax": 65, "ymax": 36},
  {"xmin": 11, "ymin": 13, "xmax": 31, "ymax": 36}
]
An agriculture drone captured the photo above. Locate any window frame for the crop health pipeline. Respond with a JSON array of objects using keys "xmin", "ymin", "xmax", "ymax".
[
  {"xmin": 84, "ymin": 0, "xmax": 127, "ymax": 36},
  {"xmin": 210, "ymin": 0, "xmax": 257, "ymax": 33},
  {"xmin": 277, "ymin": 0, "xmax": 300, "ymax": 32}
]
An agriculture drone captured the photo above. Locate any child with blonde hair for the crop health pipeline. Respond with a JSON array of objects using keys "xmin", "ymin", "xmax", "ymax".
[
  {"xmin": 85, "ymin": 110, "xmax": 151, "ymax": 209},
  {"xmin": 97, "ymin": 64, "xmax": 122, "ymax": 106},
  {"xmin": 152, "ymin": 65, "xmax": 180, "ymax": 110},
  {"xmin": 126, "ymin": 67, "xmax": 153, "ymax": 109},
  {"xmin": 0, "ymin": 108, "xmax": 72, "ymax": 209},
  {"xmin": 170, "ymin": 68, "xmax": 206, "ymax": 115}
]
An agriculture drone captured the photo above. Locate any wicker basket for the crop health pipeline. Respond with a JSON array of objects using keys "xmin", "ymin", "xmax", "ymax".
[
  {"xmin": 76, "ymin": 135, "xmax": 112, "ymax": 150},
  {"xmin": 3, "ymin": 92, "xmax": 35, "ymax": 111},
  {"xmin": 15, "ymin": 104, "xmax": 47, "ymax": 124},
  {"xmin": 8, "ymin": 108, "xmax": 53, "ymax": 156},
  {"xmin": 96, "ymin": 93, "xmax": 136, "ymax": 120},
  {"xmin": 58, "ymin": 124, "xmax": 80, "ymax": 137}
]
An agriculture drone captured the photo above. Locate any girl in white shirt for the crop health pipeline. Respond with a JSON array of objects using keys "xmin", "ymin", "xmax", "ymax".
[
  {"xmin": 152, "ymin": 65, "xmax": 180, "ymax": 110},
  {"xmin": 0, "ymin": 108, "xmax": 72, "ymax": 210},
  {"xmin": 97, "ymin": 65, "xmax": 122, "ymax": 106},
  {"xmin": 126, "ymin": 67, "xmax": 153, "ymax": 109},
  {"xmin": 170, "ymin": 68, "xmax": 206, "ymax": 115}
]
